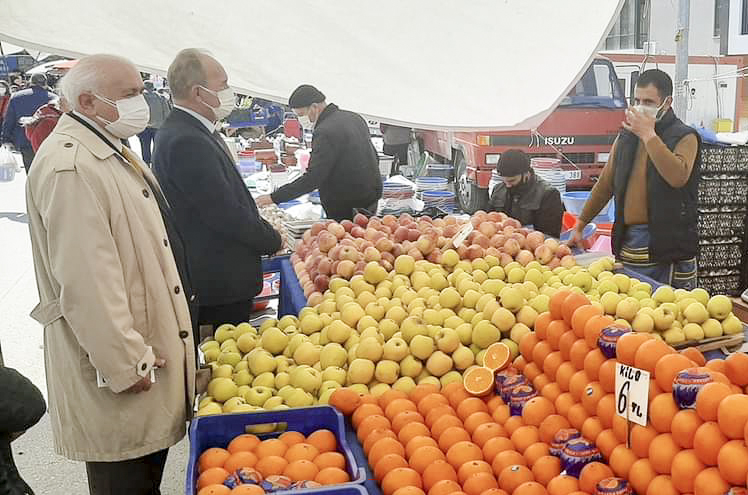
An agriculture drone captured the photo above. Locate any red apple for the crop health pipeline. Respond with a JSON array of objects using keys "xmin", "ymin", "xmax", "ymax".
[
  {"xmin": 499, "ymin": 253, "xmax": 514, "ymax": 267},
  {"xmin": 560, "ymin": 255, "xmax": 577, "ymax": 268},
  {"xmin": 503, "ymin": 225, "xmax": 516, "ymax": 236},
  {"xmin": 353, "ymin": 213, "xmax": 368, "ymax": 228},
  {"xmin": 511, "ymin": 233, "xmax": 527, "ymax": 249},
  {"xmin": 426, "ymin": 248, "xmax": 442, "ymax": 264},
  {"xmin": 368, "ymin": 217, "xmax": 382, "ymax": 229},
  {"xmin": 516, "ymin": 250, "xmax": 535, "ymax": 266},
  {"xmin": 526, "ymin": 231, "xmax": 545, "ymax": 251},
  {"xmin": 400, "ymin": 213, "xmax": 414, "ymax": 225},
  {"xmin": 393, "ymin": 226, "xmax": 409, "ymax": 243},
  {"xmin": 548, "ymin": 258, "xmax": 562, "ymax": 270},
  {"xmin": 456, "ymin": 244, "xmax": 468, "ymax": 259},
  {"xmin": 375, "ymin": 237, "xmax": 394, "ymax": 252},
  {"xmin": 416, "ymin": 235, "xmax": 436, "ymax": 255},
  {"xmin": 310, "ymin": 223, "xmax": 326, "ymax": 235},
  {"xmin": 339, "ymin": 238, "xmax": 356, "ymax": 248},
  {"xmin": 433, "ymin": 218, "xmax": 445, "ymax": 228},
  {"xmin": 407, "ymin": 247, "xmax": 424, "ymax": 261},
  {"xmin": 444, "ymin": 216, "xmax": 457, "ymax": 226},
  {"xmin": 363, "ymin": 246, "xmax": 381, "ymax": 262},
  {"xmin": 382, "ymin": 214, "xmax": 398, "ymax": 227},
  {"xmin": 350, "ymin": 226, "xmax": 365, "ymax": 238},
  {"xmin": 302, "ymin": 230, "xmax": 312, "ymax": 243},
  {"xmin": 503, "ymin": 238, "xmax": 521, "ymax": 256},
  {"xmin": 487, "ymin": 211, "xmax": 502, "ymax": 222},
  {"xmin": 466, "ymin": 244, "xmax": 485, "ymax": 260},
  {"xmin": 478, "ymin": 222, "xmax": 498, "ymax": 238},
  {"xmin": 391, "ymin": 244, "xmax": 404, "ymax": 257},
  {"xmin": 381, "ymin": 251, "xmax": 395, "ymax": 264},
  {"xmin": 380, "ymin": 259, "xmax": 393, "ymax": 272},
  {"xmin": 534, "ymin": 245, "xmax": 554, "ymax": 264},
  {"xmin": 314, "ymin": 274, "xmax": 330, "ymax": 292},
  {"xmin": 355, "ymin": 260, "xmax": 367, "ymax": 273},
  {"xmin": 339, "ymin": 246, "xmax": 361, "ymax": 263},
  {"xmin": 505, "ymin": 218, "xmax": 522, "ymax": 229},
  {"xmin": 317, "ymin": 231, "xmax": 337, "ymax": 253},
  {"xmin": 544, "ymin": 238, "xmax": 560, "ymax": 253},
  {"xmin": 485, "ymin": 246, "xmax": 501, "ymax": 258},
  {"xmin": 336, "ymin": 260, "xmax": 356, "ymax": 278},
  {"xmin": 556, "ymin": 244, "xmax": 572, "ymax": 258},
  {"xmin": 407, "ymin": 229, "xmax": 420, "ymax": 242},
  {"xmin": 340, "ymin": 220, "xmax": 354, "ymax": 233},
  {"xmin": 318, "ymin": 257, "xmax": 333, "ymax": 275},
  {"xmin": 308, "ymin": 292, "xmax": 323, "ymax": 306},
  {"xmin": 473, "ymin": 233, "xmax": 490, "ymax": 249}
]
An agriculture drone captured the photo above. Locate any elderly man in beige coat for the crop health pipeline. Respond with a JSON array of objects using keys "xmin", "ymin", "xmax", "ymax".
[{"xmin": 26, "ymin": 53, "xmax": 196, "ymax": 495}]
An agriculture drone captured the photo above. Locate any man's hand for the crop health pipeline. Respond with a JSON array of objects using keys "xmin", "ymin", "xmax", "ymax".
[
  {"xmin": 622, "ymin": 107, "xmax": 657, "ymax": 143},
  {"xmin": 256, "ymin": 195, "xmax": 274, "ymax": 207},
  {"xmin": 567, "ymin": 222, "xmax": 586, "ymax": 250},
  {"xmin": 125, "ymin": 357, "xmax": 166, "ymax": 393}
]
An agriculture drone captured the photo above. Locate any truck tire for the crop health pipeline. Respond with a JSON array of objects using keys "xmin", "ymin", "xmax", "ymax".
[{"xmin": 454, "ymin": 151, "xmax": 488, "ymax": 214}]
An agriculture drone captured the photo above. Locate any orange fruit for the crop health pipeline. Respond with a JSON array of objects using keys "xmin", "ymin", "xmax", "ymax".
[
  {"xmin": 492, "ymin": 450, "xmax": 527, "ymax": 476},
  {"xmin": 521, "ymin": 397, "xmax": 555, "ymax": 427},
  {"xmin": 230, "ymin": 485, "xmax": 264, "ymax": 495},
  {"xmin": 418, "ymin": 393, "xmax": 450, "ymax": 416},
  {"xmin": 583, "ymin": 349, "xmax": 606, "ymax": 381},
  {"xmin": 547, "ymin": 321, "xmax": 570, "ymax": 352},
  {"xmin": 439, "ymin": 426, "xmax": 472, "ymax": 452},
  {"xmin": 498, "ymin": 465, "xmax": 535, "ymax": 494},
  {"xmin": 554, "ymin": 363, "xmax": 575, "ymax": 392},
  {"xmin": 448, "ymin": 388, "xmax": 473, "ymax": 409},
  {"xmin": 694, "ymin": 421, "xmax": 728, "ymax": 466},
  {"xmin": 558, "ymin": 332, "xmax": 577, "ymax": 362},
  {"xmin": 695, "ymin": 382, "xmax": 732, "ymax": 422},
  {"xmin": 535, "ymin": 312, "xmax": 553, "ymax": 341},
  {"xmin": 655, "ymin": 353, "xmax": 695, "ymax": 392},
  {"xmin": 473, "ymin": 422, "xmax": 508, "ymax": 448},
  {"xmin": 531, "ymin": 456, "xmax": 562, "ymax": 486},
  {"xmin": 369, "ymin": 437, "xmax": 406, "ymax": 467},
  {"xmin": 717, "ymin": 394, "xmax": 748, "ymax": 439},
  {"xmin": 532, "ymin": 373, "xmax": 551, "ymax": 392},
  {"xmin": 569, "ymin": 340, "xmax": 591, "ymax": 372},
  {"xmin": 524, "ymin": 363, "xmax": 542, "ymax": 382},
  {"xmin": 609, "ymin": 445, "xmax": 638, "ymax": 478},
  {"xmin": 568, "ymin": 371, "xmax": 590, "ymax": 402},
  {"xmin": 406, "ymin": 436, "xmax": 439, "ymax": 458},
  {"xmin": 546, "ymin": 475, "xmax": 579, "ymax": 495},
  {"xmin": 680, "ymin": 347, "xmax": 706, "ymax": 366},
  {"xmin": 483, "ymin": 436, "xmax": 516, "ymax": 464},
  {"xmin": 198, "ymin": 448, "xmax": 231, "ymax": 473},
  {"xmin": 646, "ymin": 475, "xmax": 678, "ymax": 495},
  {"xmin": 583, "ymin": 315, "xmax": 615, "ymax": 349},
  {"xmin": 426, "ymin": 405, "xmax": 459, "ymax": 428},
  {"xmin": 278, "ymin": 431, "xmax": 305, "ymax": 447},
  {"xmin": 520, "ymin": 333, "xmax": 541, "ymax": 363},
  {"xmin": 484, "ymin": 342, "xmax": 512, "ymax": 372},
  {"xmin": 580, "ymin": 382, "xmax": 604, "ymax": 416},
  {"xmin": 480, "ymin": 489, "xmax": 510, "ymax": 495},
  {"xmin": 364, "ymin": 429, "xmax": 398, "ymax": 455},
  {"xmin": 725, "ymin": 352, "xmax": 748, "ymax": 386},
  {"xmin": 381, "ymin": 390, "xmax": 410, "ymax": 410},
  {"xmin": 634, "ymin": 339, "xmax": 675, "ymax": 374},
  {"xmin": 523, "ymin": 443, "xmax": 550, "ymax": 467},
  {"xmin": 540, "ymin": 383, "xmax": 562, "ymax": 403},
  {"xmin": 597, "ymin": 360, "xmax": 616, "ymax": 394},
  {"xmin": 352, "ymin": 403, "xmax": 385, "ymax": 428},
  {"xmin": 285, "ymin": 443, "xmax": 319, "ymax": 463},
  {"xmin": 595, "ymin": 394, "xmax": 616, "ymax": 429},
  {"xmin": 422, "ymin": 460, "xmax": 459, "ymax": 491},
  {"xmin": 374, "ymin": 453, "xmax": 409, "ymax": 482},
  {"xmin": 649, "ymin": 433, "xmax": 678, "ymax": 474},
  {"xmin": 578, "ymin": 462, "xmax": 614, "ymax": 494},
  {"xmin": 314, "ymin": 451, "xmax": 346, "ymax": 471},
  {"xmin": 255, "ymin": 439, "xmax": 288, "ymax": 459},
  {"xmin": 224, "ymin": 451, "xmax": 258, "ymax": 472},
  {"xmin": 442, "ymin": 382, "xmax": 467, "ymax": 400},
  {"xmin": 228, "ymin": 434, "xmax": 261, "ymax": 453},
  {"xmin": 514, "ymin": 356, "xmax": 528, "ymax": 373},
  {"xmin": 464, "ymin": 472, "xmax": 499, "ymax": 495},
  {"xmin": 410, "ymin": 445, "xmax": 446, "ymax": 474},
  {"xmin": 386, "ymin": 398, "xmax": 419, "ymax": 421},
  {"xmin": 705, "ymin": 358, "xmax": 728, "ymax": 375},
  {"xmin": 198, "ymin": 485, "xmax": 231, "ymax": 495},
  {"xmin": 492, "ymin": 405, "xmax": 511, "ymax": 426},
  {"xmin": 393, "ymin": 488, "xmax": 425, "ymax": 495},
  {"xmin": 543, "ymin": 352, "xmax": 564, "ymax": 379},
  {"xmin": 693, "ymin": 467, "xmax": 730, "ymax": 495},
  {"xmin": 283, "ymin": 459, "xmax": 319, "ymax": 482},
  {"xmin": 486, "ymin": 395, "xmax": 506, "ymax": 414},
  {"xmin": 410, "ymin": 383, "xmax": 442, "ymax": 405},
  {"xmin": 572, "ymin": 304, "xmax": 603, "ymax": 338},
  {"xmin": 628, "ymin": 458, "xmax": 657, "ymax": 495},
  {"xmin": 717, "ymin": 439, "xmax": 748, "ymax": 484},
  {"xmin": 329, "ymin": 388, "xmax": 362, "ymax": 415},
  {"xmin": 648, "ymin": 380, "xmax": 663, "ymax": 402},
  {"xmin": 649, "ymin": 393, "xmax": 679, "ymax": 433},
  {"xmin": 458, "ymin": 398, "xmax": 490, "ymax": 421},
  {"xmin": 514, "ymin": 482, "xmax": 549, "ymax": 495},
  {"xmin": 671, "ymin": 409, "xmax": 703, "ymax": 449},
  {"xmin": 611, "ymin": 414, "xmax": 629, "ymax": 444},
  {"xmin": 511, "ymin": 426, "xmax": 540, "ymax": 453},
  {"xmin": 566, "ymin": 404, "xmax": 589, "ymax": 431},
  {"xmin": 532, "ymin": 342, "xmax": 554, "ymax": 369},
  {"xmin": 630, "ymin": 424, "xmax": 658, "ymax": 458},
  {"xmin": 446, "ymin": 440, "xmax": 483, "ymax": 468},
  {"xmin": 465, "ymin": 412, "xmax": 495, "ymax": 435},
  {"xmin": 595, "ymin": 429, "xmax": 619, "ymax": 458},
  {"xmin": 554, "ymin": 394, "xmax": 575, "ymax": 418},
  {"xmin": 197, "ymin": 467, "xmax": 231, "ymax": 490},
  {"xmin": 399, "ymin": 422, "xmax": 432, "ymax": 446},
  {"xmin": 381, "ymin": 467, "xmax": 423, "ymax": 495},
  {"xmin": 429, "ymin": 480, "xmax": 462, "ymax": 495},
  {"xmin": 504, "ymin": 416, "xmax": 525, "ymax": 436},
  {"xmin": 671, "ymin": 449, "xmax": 704, "ymax": 493},
  {"xmin": 393, "ymin": 411, "xmax": 427, "ymax": 434},
  {"xmin": 616, "ymin": 332, "xmax": 654, "ymax": 366},
  {"xmin": 255, "ymin": 455, "xmax": 288, "ymax": 477},
  {"xmin": 358, "ymin": 415, "xmax": 393, "ymax": 443},
  {"xmin": 458, "ymin": 460, "xmax": 494, "ymax": 484},
  {"xmin": 432, "ymin": 414, "xmax": 463, "ymax": 438},
  {"xmin": 550, "ymin": 290, "xmax": 573, "ymax": 321},
  {"xmin": 581, "ymin": 417, "xmax": 603, "ymax": 443},
  {"xmin": 538, "ymin": 415, "xmax": 571, "ymax": 444}
]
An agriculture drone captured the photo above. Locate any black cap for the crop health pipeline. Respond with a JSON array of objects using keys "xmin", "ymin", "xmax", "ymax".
[
  {"xmin": 497, "ymin": 149, "xmax": 531, "ymax": 177},
  {"xmin": 30, "ymin": 73, "xmax": 47, "ymax": 87},
  {"xmin": 288, "ymin": 84, "xmax": 325, "ymax": 108}
]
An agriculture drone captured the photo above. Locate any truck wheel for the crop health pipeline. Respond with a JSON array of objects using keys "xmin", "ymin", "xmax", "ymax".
[{"xmin": 454, "ymin": 151, "xmax": 488, "ymax": 213}]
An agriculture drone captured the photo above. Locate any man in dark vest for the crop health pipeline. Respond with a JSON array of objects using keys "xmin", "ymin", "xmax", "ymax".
[
  {"xmin": 570, "ymin": 69, "xmax": 700, "ymax": 288},
  {"xmin": 488, "ymin": 149, "xmax": 563, "ymax": 237}
]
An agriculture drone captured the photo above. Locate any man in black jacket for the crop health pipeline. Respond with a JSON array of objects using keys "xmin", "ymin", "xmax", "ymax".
[
  {"xmin": 256, "ymin": 85, "xmax": 382, "ymax": 221},
  {"xmin": 153, "ymin": 49, "xmax": 282, "ymax": 328}
]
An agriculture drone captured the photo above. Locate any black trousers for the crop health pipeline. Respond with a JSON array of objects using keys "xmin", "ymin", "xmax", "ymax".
[
  {"xmin": 86, "ymin": 449, "xmax": 168, "ymax": 495},
  {"xmin": 323, "ymin": 200, "xmax": 379, "ymax": 222},
  {"xmin": 137, "ymin": 127, "xmax": 157, "ymax": 164},
  {"xmin": 20, "ymin": 148, "xmax": 34, "ymax": 175},
  {"xmin": 198, "ymin": 299, "xmax": 253, "ymax": 326},
  {"xmin": 383, "ymin": 143, "xmax": 408, "ymax": 175}
]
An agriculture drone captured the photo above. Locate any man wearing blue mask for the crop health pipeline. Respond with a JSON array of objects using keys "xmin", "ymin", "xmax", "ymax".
[{"xmin": 570, "ymin": 69, "xmax": 700, "ymax": 289}]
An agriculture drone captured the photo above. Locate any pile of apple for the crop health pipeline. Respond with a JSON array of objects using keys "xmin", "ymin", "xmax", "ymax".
[{"xmin": 291, "ymin": 211, "xmax": 576, "ymax": 303}]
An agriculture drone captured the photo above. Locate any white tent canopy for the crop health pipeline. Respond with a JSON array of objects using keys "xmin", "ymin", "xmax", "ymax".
[{"xmin": 0, "ymin": 0, "xmax": 622, "ymax": 131}]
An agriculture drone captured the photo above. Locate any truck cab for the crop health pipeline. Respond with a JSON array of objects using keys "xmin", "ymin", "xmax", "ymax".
[{"xmin": 412, "ymin": 57, "xmax": 626, "ymax": 213}]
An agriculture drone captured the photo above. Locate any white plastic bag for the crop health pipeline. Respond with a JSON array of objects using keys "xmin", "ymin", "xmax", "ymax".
[{"xmin": 0, "ymin": 146, "xmax": 17, "ymax": 182}]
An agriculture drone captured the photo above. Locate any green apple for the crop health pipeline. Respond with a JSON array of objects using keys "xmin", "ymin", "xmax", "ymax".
[
  {"xmin": 689, "ymin": 288, "xmax": 710, "ymax": 306},
  {"xmin": 426, "ymin": 351, "xmax": 453, "ymax": 377},
  {"xmin": 653, "ymin": 285, "xmax": 675, "ymax": 304},
  {"xmin": 200, "ymin": 340, "xmax": 219, "ymax": 352},
  {"xmin": 318, "ymin": 388, "xmax": 336, "ymax": 404},
  {"xmin": 418, "ymin": 375, "xmax": 441, "ymax": 387},
  {"xmin": 638, "ymin": 298, "xmax": 657, "ymax": 309},
  {"xmin": 455, "ymin": 323, "xmax": 473, "ymax": 346},
  {"xmin": 347, "ymin": 359, "xmax": 375, "ymax": 384},
  {"xmin": 197, "ymin": 402, "xmax": 223, "ymax": 416},
  {"xmin": 359, "ymin": 327, "xmax": 383, "ymax": 344},
  {"xmin": 515, "ymin": 306, "xmax": 538, "ymax": 329},
  {"xmin": 707, "ymin": 295, "xmax": 733, "ymax": 320},
  {"xmin": 209, "ymin": 377, "xmax": 238, "ymax": 402},
  {"xmin": 214, "ymin": 324, "xmax": 236, "ymax": 343},
  {"xmin": 375, "ymin": 360, "xmax": 400, "ymax": 384},
  {"xmin": 722, "ymin": 314, "xmax": 743, "ymax": 335},
  {"xmin": 212, "ymin": 364, "xmax": 234, "ymax": 379},
  {"xmin": 286, "ymin": 388, "xmax": 315, "ymax": 407},
  {"xmin": 612, "ymin": 274, "xmax": 631, "ymax": 293},
  {"xmin": 683, "ymin": 323, "xmax": 705, "ymax": 341},
  {"xmin": 499, "ymin": 287, "xmax": 525, "ymax": 312},
  {"xmin": 379, "ymin": 319, "xmax": 399, "ymax": 340},
  {"xmin": 293, "ymin": 342, "xmax": 321, "ymax": 366},
  {"xmin": 662, "ymin": 328, "xmax": 686, "ymax": 345},
  {"xmin": 615, "ymin": 297, "xmax": 640, "ymax": 322},
  {"xmin": 328, "ymin": 320, "xmax": 353, "ymax": 344},
  {"xmin": 286, "ymin": 334, "xmax": 308, "ymax": 357},
  {"xmin": 263, "ymin": 396, "xmax": 284, "ymax": 409},
  {"xmin": 278, "ymin": 315, "xmax": 299, "ymax": 330},
  {"xmin": 248, "ymin": 349, "xmax": 276, "ymax": 375},
  {"xmin": 410, "ymin": 335, "xmax": 436, "ymax": 360},
  {"xmin": 223, "ymin": 396, "xmax": 247, "ymax": 413},
  {"xmin": 252, "ymin": 371, "xmax": 275, "ymax": 388},
  {"xmin": 275, "ymin": 356, "xmax": 294, "ymax": 374},
  {"xmin": 434, "ymin": 328, "xmax": 460, "ymax": 354},
  {"xmin": 202, "ymin": 348, "xmax": 220, "ymax": 362},
  {"xmin": 401, "ymin": 316, "xmax": 429, "ymax": 343},
  {"xmin": 400, "ymin": 355, "xmax": 424, "ymax": 378},
  {"xmin": 356, "ymin": 337, "xmax": 383, "ymax": 362},
  {"xmin": 393, "ymin": 376, "xmax": 417, "ymax": 394},
  {"xmin": 652, "ymin": 306, "xmax": 676, "ymax": 331},
  {"xmin": 259, "ymin": 319, "xmax": 277, "ymax": 333},
  {"xmin": 451, "ymin": 345, "xmax": 474, "ymax": 370},
  {"xmin": 348, "ymin": 383, "xmax": 370, "ymax": 396},
  {"xmin": 344, "ymin": 333, "xmax": 360, "ymax": 351},
  {"xmin": 218, "ymin": 351, "xmax": 242, "ymax": 368},
  {"xmin": 290, "ymin": 366, "xmax": 323, "ymax": 393},
  {"xmin": 261, "ymin": 327, "xmax": 289, "ymax": 355},
  {"xmin": 277, "ymin": 385, "xmax": 295, "ymax": 401},
  {"xmin": 300, "ymin": 313, "xmax": 324, "ymax": 335},
  {"xmin": 509, "ymin": 323, "xmax": 532, "ymax": 344},
  {"xmin": 684, "ymin": 302, "xmax": 709, "ymax": 324},
  {"xmin": 472, "ymin": 320, "xmax": 500, "ymax": 349},
  {"xmin": 234, "ymin": 369, "xmax": 253, "ymax": 386},
  {"xmin": 321, "ymin": 366, "xmax": 347, "ymax": 385},
  {"xmin": 491, "ymin": 308, "xmax": 516, "ymax": 333},
  {"xmin": 383, "ymin": 337, "xmax": 410, "ymax": 362},
  {"xmin": 320, "ymin": 343, "xmax": 348, "ymax": 369},
  {"xmin": 274, "ymin": 372, "xmax": 290, "ymax": 389},
  {"xmin": 529, "ymin": 294, "xmax": 550, "ymax": 314}
]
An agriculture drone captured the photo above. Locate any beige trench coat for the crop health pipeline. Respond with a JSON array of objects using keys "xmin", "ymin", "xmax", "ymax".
[{"xmin": 26, "ymin": 114, "xmax": 196, "ymax": 462}]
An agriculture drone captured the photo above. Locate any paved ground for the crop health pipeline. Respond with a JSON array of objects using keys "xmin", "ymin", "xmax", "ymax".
[{"xmin": 0, "ymin": 146, "xmax": 189, "ymax": 494}]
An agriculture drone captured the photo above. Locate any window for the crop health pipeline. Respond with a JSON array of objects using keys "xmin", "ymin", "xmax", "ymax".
[
  {"xmin": 742, "ymin": 0, "xmax": 748, "ymax": 35},
  {"xmin": 714, "ymin": 0, "xmax": 722, "ymax": 37},
  {"xmin": 605, "ymin": 0, "xmax": 650, "ymax": 50}
]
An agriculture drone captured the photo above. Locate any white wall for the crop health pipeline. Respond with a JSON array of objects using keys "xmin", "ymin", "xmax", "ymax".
[
  {"xmin": 649, "ymin": 0, "xmax": 721, "ymax": 56},
  {"xmin": 728, "ymin": 0, "xmax": 748, "ymax": 54}
]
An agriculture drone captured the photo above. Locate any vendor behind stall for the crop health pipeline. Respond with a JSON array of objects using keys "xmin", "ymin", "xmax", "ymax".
[
  {"xmin": 488, "ymin": 149, "xmax": 563, "ymax": 237},
  {"xmin": 256, "ymin": 85, "xmax": 382, "ymax": 221}
]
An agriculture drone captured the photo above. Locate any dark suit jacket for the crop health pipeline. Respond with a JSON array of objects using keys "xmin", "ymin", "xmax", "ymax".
[{"xmin": 152, "ymin": 108, "xmax": 281, "ymax": 307}]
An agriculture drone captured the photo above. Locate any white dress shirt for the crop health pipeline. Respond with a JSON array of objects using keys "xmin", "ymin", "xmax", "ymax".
[{"xmin": 173, "ymin": 105, "xmax": 216, "ymax": 132}]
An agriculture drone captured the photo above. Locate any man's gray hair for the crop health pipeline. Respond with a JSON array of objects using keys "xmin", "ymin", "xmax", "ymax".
[
  {"xmin": 168, "ymin": 48, "xmax": 211, "ymax": 100},
  {"xmin": 58, "ymin": 54, "xmax": 136, "ymax": 112}
]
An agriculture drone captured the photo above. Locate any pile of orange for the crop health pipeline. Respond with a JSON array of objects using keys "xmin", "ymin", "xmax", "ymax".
[{"xmin": 196, "ymin": 429, "xmax": 350, "ymax": 495}]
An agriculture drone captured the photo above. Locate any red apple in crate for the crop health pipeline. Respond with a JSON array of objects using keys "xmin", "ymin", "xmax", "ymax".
[
  {"xmin": 516, "ymin": 250, "xmax": 535, "ymax": 266},
  {"xmin": 560, "ymin": 255, "xmax": 576, "ymax": 267},
  {"xmin": 368, "ymin": 217, "xmax": 382, "ymax": 229},
  {"xmin": 473, "ymin": 233, "xmax": 490, "ymax": 249},
  {"xmin": 478, "ymin": 222, "xmax": 497, "ymax": 238},
  {"xmin": 393, "ymin": 226, "xmax": 409, "ymax": 243},
  {"xmin": 556, "ymin": 244, "xmax": 572, "ymax": 258},
  {"xmin": 337, "ymin": 260, "xmax": 356, "ymax": 278},
  {"xmin": 363, "ymin": 246, "xmax": 381, "ymax": 262},
  {"xmin": 350, "ymin": 226, "xmax": 365, "ymax": 238},
  {"xmin": 382, "ymin": 214, "xmax": 397, "ymax": 227},
  {"xmin": 375, "ymin": 237, "xmax": 394, "ymax": 252},
  {"xmin": 526, "ymin": 231, "xmax": 545, "ymax": 251},
  {"xmin": 485, "ymin": 246, "xmax": 500, "ymax": 258},
  {"xmin": 547, "ymin": 257, "xmax": 561, "ymax": 269},
  {"xmin": 456, "ymin": 244, "xmax": 468, "ymax": 258},
  {"xmin": 427, "ymin": 248, "xmax": 442, "ymax": 264},
  {"xmin": 544, "ymin": 237, "xmax": 560, "ymax": 253},
  {"xmin": 339, "ymin": 246, "xmax": 361, "ymax": 263},
  {"xmin": 407, "ymin": 229, "xmax": 420, "ymax": 242},
  {"xmin": 503, "ymin": 238, "xmax": 520, "ymax": 256},
  {"xmin": 407, "ymin": 247, "xmax": 424, "ymax": 260},
  {"xmin": 317, "ymin": 231, "xmax": 337, "ymax": 252},
  {"xmin": 534, "ymin": 245, "xmax": 554, "ymax": 264},
  {"xmin": 317, "ymin": 257, "xmax": 333, "ymax": 275},
  {"xmin": 381, "ymin": 259, "xmax": 393, "ymax": 271},
  {"xmin": 314, "ymin": 274, "xmax": 330, "ymax": 292},
  {"xmin": 340, "ymin": 220, "xmax": 354, "ymax": 233},
  {"xmin": 381, "ymin": 251, "xmax": 395, "ymax": 264},
  {"xmin": 466, "ymin": 244, "xmax": 485, "ymax": 260},
  {"xmin": 505, "ymin": 218, "xmax": 522, "ymax": 229},
  {"xmin": 354, "ymin": 213, "xmax": 368, "ymax": 227},
  {"xmin": 308, "ymin": 292, "xmax": 323, "ymax": 306}
]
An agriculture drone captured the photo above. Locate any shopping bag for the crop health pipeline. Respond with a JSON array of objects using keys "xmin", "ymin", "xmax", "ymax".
[{"xmin": 0, "ymin": 147, "xmax": 17, "ymax": 182}]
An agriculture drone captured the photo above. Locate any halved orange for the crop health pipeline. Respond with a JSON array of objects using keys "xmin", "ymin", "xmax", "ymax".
[
  {"xmin": 484, "ymin": 343, "xmax": 512, "ymax": 372},
  {"xmin": 464, "ymin": 366, "xmax": 495, "ymax": 397}
]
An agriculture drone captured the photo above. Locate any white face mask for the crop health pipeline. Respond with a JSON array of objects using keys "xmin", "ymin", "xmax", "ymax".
[
  {"xmin": 298, "ymin": 114, "xmax": 313, "ymax": 129},
  {"xmin": 0, "ymin": 87, "xmax": 5, "ymax": 96},
  {"xmin": 199, "ymin": 86, "xmax": 235, "ymax": 121},
  {"xmin": 633, "ymin": 100, "xmax": 666, "ymax": 121},
  {"xmin": 95, "ymin": 93, "xmax": 150, "ymax": 138}
]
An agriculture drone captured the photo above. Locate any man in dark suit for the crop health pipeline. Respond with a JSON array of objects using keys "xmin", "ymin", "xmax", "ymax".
[{"xmin": 152, "ymin": 49, "xmax": 282, "ymax": 328}]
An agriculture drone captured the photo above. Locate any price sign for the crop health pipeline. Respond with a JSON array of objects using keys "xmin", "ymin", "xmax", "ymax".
[
  {"xmin": 614, "ymin": 363, "xmax": 650, "ymax": 427},
  {"xmin": 452, "ymin": 223, "xmax": 474, "ymax": 248}
]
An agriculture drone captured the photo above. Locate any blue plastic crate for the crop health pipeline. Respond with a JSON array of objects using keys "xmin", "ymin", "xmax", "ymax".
[{"xmin": 186, "ymin": 406, "xmax": 366, "ymax": 495}]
